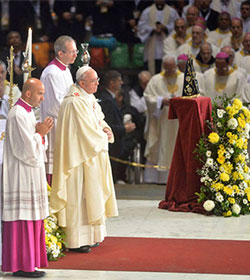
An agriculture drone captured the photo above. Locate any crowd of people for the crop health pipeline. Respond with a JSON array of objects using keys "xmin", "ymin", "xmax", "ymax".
[{"xmin": 2, "ymin": 0, "xmax": 250, "ymax": 277}]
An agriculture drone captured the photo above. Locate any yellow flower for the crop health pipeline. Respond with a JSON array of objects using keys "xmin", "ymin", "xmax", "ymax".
[
  {"xmin": 218, "ymin": 149, "xmax": 225, "ymax": 156},
  {"xmin": 236, "ymin": 154, "xmax": 245, "ymax": 163},
  {"xmin": 226, "ymin": 132, "xmax": 232, "ymax": 138},
  {"xmin": 57, "ymin": 242, "xmax": 62, "ymax": 249},
  {"xmin": 211, "ymin": 182, "xmax": 224, "ymax": 191},
  {"xmin": 217, "ymin": 155, "xmax": 225, "ymax": 164},
  {"xmin": 236, "ymin": 138, "xmax": 244, "ymax": 149},
  {"xmin": 223, "ymin": 210, "xmax": 232, "ymax": 217},
  {"xmin": 238, "ymin": 117, "xmax": 246, "ymax": 128},
  {"xmin": 208, "ymin": 132, "xmax": 220, "ymax": 144},
  {"xmin": 233, "ymin": 98, "xmax": 243, "ymax": 110},
  {"xmin": 232, "ymin": 172, "xmax": 237, "ymax": 180},
  {"xmin": 244, "ymin": 165, "xmax": 249, "ymax": 173},
  {"xmin": 223, "ymin": 186, "xmax": 233, "ymax": 195},
  {"xmin": 233, "ymin": 185, "xmax": 240, "ymax": 193},
  {"xmin": 50, "ymin": 235, "xmax": 57, "ymax": 243},
  {"xmin": 221, "ymin": 162, "xmax": 233, "ymax": 174},
  {"xmin": 228, "ymin": 197, "xmax": 235, "ymax": 204},
  {"xmin": 220, "ymin": 173, "xmax": 230, "ymax": 182}
]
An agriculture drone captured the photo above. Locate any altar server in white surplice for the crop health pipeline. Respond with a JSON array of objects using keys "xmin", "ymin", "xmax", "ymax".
[
  {"xmin": 50, "ymin": 66, "xmax": 118, "ymax": 253},
  {"xmin": 40, "ymin": 35, "xmax": 77, "ymax": 180},
  {"xmin": 203, "ymin": 52, "xmax": 246, "ymax": 101},
  {"xmin": 137, "ymin": 0, "xmax": 179, "ymax": 75},
  {"xmin": 143, "ymin": 56, "xmax": 183, "ymax": 184},
  {"xmin": 2, "ymin": 78, "xmax": 54, "ymax": 278}
]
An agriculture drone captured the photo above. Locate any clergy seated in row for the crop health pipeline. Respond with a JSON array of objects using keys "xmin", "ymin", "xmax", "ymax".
[
  {"xmin": 207, "ymin": 12, "xmax": 232, "ymax": 48},
  {"xmin": 185, "ymin": 5, "xmax": 200, "ymax": 36},
  {"xmin": 177, "ymin": 54, "xmax": 206, "ymax": 96},
  {"xmin": 176, "ymin": 24, "xmax": 219, "ymax": 59},
  {"xmin": 137, "ymin": 0, "xmax": 179, "ymax": 75},
  {"xmin": 221, "ymin": 17, "xmax": 244, "ymax": 51},
  {"xmin": 163, "ymin": 18, "xmax": 191, "ymax": 57},
  {"xmin": 203, "ymin": 52, "xmax": 246, "ymax": 101},
  {"xmin": 143, "ymin": 55, "xmax": 183, "ymax": 184},
  {"xmin": 221, "ymin": 45, "xmax": 248, "ymax": 78},
  {"xmin": 234, "ymin": 32, "xmax": 250, "ymax": 75},
  {"xmin": 193, "ymin": 42, "xmax": 215, "ymax": 73},
  {"xmin": 0, "ymin": 60, "xmax": 21, "ymax": 119}
]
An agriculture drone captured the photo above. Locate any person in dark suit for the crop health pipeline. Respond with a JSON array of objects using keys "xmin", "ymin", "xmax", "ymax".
[
  {"xmin": 199, "ymin": 0, "xmax": 220, "ymax": 31},
  {"xmin": 8, "ymin": 0, "xmax": 55, "ymax": 42},
  {"xmin": 53, "ymin": 0, "xmax": 91, "ymax": 43},
  {"xmin": 0, "ymin": 31, "xmax": 38, "ymax": 90},
  {"xmin": 95, "ymin": 70, "xmax": 136, "ymax": 183}
]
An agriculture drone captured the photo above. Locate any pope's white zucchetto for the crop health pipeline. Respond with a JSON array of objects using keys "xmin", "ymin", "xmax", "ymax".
[{"xmin": 76, "ymin": 65, "xmax": 91, "ymax": 81}]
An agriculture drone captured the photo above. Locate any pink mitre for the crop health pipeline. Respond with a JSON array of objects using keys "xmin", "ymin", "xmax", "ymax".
[
  {"xmin": 215, "ymin": 52, "xmax": 229, "ymax": 59},
  {"xmin": 177, "ymin": 54, "xmax": 188, "ymax": 61}
]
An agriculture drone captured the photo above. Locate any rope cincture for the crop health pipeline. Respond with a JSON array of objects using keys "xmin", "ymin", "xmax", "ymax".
[{"xmin": 110, "ymin": 156, "xmax": 169, "ymax": 170}]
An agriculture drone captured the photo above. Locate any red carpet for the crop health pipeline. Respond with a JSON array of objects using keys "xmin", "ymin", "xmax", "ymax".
[{"xmin": 47, "ymin": 237, "xmax": 250, "ymax": 275}]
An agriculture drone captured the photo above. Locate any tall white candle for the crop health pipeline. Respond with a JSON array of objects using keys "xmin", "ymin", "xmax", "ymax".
[
  {"xmin": 28, "ymin": 28, "xmax": 32, "ymax": 66},
  {"xmin": 23, "ymin": 28, "xmax": 32, "ymax": 83}
]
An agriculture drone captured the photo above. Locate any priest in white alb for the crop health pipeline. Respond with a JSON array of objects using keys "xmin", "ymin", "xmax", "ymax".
[
  {"xmin": 137, "ymin": 0, "xmax": 179, "ymax": 75},
  {"xmin": 203, "ymin": 52, "xmax": 246, "ymax": 101},
  {"xmin": 50, "ymin": 66, "xmax": 118, "ymax": 253},
  {"xmin": 143, "ymin": 55, "xmax": 184, "ymax": 184}
]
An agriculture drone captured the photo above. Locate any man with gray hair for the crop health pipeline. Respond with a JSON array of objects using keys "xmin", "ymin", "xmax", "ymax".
[
  {"xmin": 50, "ymin": 66, "xmax": 118, "ymax": 253},
  {"xmin": 143, "ymin": 55, "xmax": 184, "ymax": 184},
  {"xmin": 40, "ymin": 35, "xmax": 78, "ymax": 183}
]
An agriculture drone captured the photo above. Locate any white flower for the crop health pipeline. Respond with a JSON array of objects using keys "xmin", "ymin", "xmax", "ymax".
[
  {"xmin": 245, "ymin": 123, "xmax": 250, "ymax": 134},
  {"xmin": 203, "ymin": 200, "xmax": 215, "ymax": 211},
  {"xmin": 200, "ymin": 177, "xmax": 206, "ymax": 183},
  {"xmin": 227, "ymin": 118, "xmax": 238, "ymax": 129},
  {"xmin": 215, "ymin": 193, "xmax": 224, "ymax": 202},
  {"xmin": 243, "ymin": 199, "xmax": 248, "ymax": 205},
  {"xmin": 206, "ymin": 150, "xmax": 212, "ymax": 157},
  {"xmin": 232, "ymin": 203, "xmax": 241, "ymax": 215},
  {"xmin": 227, "ymin": 148, "xmax": 234, "ymax": 154},
  {"xmin": 206, "ymin": 158, "xmax": 214, "ymax": 166},
  {"xmin": 243, "ymin": 173, "xmax": 250, "ymax": 181},
  {"xmin": 217, "ymin": 109, "xmax": 226, "ymax": 118},
  {"xmin": 217, "ymin": 122, "xmax": 222, "ymax": 128},
  {"xmin": 225, "ymin": 152, "xmax": 231, "ymax": 159}
]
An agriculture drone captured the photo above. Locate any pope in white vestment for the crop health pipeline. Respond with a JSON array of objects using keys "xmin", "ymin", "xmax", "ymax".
[
  {"xmin": 50, "ymin": 66, "xmax": 118, "ymax": 251},
  {"xmin": 143, "ymin": 56, "xmax": 184, "ymax": 184}
]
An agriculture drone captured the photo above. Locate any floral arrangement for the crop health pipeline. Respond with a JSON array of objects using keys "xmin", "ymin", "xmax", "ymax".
[
  {"xmin": 44, "ymin": 184, "xmax": 67, "ymax": 261},
  {"xmin": 195, "ymin": 94, "xmax": 250, "ymax": 217}
]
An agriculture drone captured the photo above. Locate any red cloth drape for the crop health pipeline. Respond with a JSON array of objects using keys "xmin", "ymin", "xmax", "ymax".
[{"xmin": 159, "ymin": 96, "xmax": 212, "ymax": 213}]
